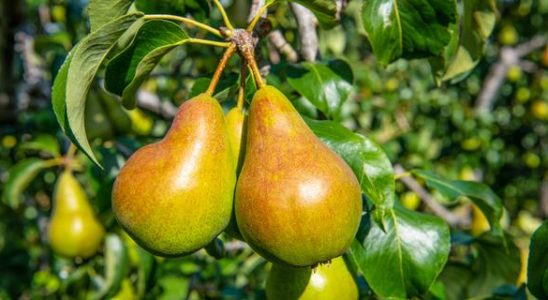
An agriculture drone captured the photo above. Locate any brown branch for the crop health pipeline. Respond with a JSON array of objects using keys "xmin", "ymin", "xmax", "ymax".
[
  {"xmin": 290, "ymin": 3, "xmax": 319, "ymax": 62},
  {"xmin": 248, "ymin": 0, "xmax": 266, "ymax": 23},
  {"xmin": 136, "ymin": 90, "xmax": 177, "ymax": 119},
  {"xmin": 268, "ymin": 30, "xmax": 298, "ymax": 63},
  {"xmin": 394, "ymin": 164, "xmax": 465, "ymax": 227},
  {"xmin": 475, "ymin": 35, "xmax": 547, "ymax": 114}
]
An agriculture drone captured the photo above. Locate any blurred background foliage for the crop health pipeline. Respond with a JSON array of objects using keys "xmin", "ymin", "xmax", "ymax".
[{"xmin": 0, "ymin": 0, "xmax": 546, "ymax": 298}]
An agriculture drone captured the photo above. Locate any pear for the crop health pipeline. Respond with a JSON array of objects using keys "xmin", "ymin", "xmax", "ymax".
[
  {"xmin": 112, "ymin": 93, "xmax": 236, "ymax": 256},
  {"xmin": 224, "ymin": 107, "xmax": 247, "ymax": 240},
  {"xmin": 48, "ymin": 170, "xmax": 105, "ymax": 258},
  {"xmin": 235, "ymin": 86, "xmax": 362, "ymax": 266},
  {"xmin": 225, "ymin": 107, "xmax": 247, "ymax": 172},
  {"xmin": 266, "ymin": 257, "xmax": 358, "ymax": 300}
]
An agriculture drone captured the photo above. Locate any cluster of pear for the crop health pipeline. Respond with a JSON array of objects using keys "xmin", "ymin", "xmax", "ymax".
[{"xmin": 112, "ymin": 84, "xmax": 362, "ymax": 297}]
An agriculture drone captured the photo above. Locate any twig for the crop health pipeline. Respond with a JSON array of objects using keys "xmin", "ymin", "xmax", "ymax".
[
  {"xmin": 213, "ymin": 0, "xmax": 234, "ymax": 30},
  {"xmin": 475, "ymin": 35, "xmax": 547, "ymax": 114},
  {"xmin": 290, "ymin": 3, "xmax": 319, "ymax": 62},
  {"xmin": 136, "ymin": 90, "xmax": 177, "ymax": 118},
  {"xmin": 248, "ymin": 0, "xmax": 266, "ymax": 23},
  {"xmin": 144, "ymin": 14, "xmax": 222, "ymax": 37},
  {"xmin": 206, "ymin": 44, "xmax": 237, "ymax": 95},
  {"xmin": 268, "ymin": 30, "xmax": 298, "ymax": 63},
  {"xmin": 394, "ymin": 164, "xmax": 464, "ymax": 227}
]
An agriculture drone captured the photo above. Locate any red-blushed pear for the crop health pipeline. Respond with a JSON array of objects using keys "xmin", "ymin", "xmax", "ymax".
[
  {"xmin": 266, "ymin": 257, "xmax": 358, "ymax": 300},
  {"xmin": 112, "ymin": 93, "xmax": 236, "ymax": 257},
  {"xmin": 235, "ymin": 85, "xmax": 362, "ymax": 267},
  {"xmin": 48, "ymin": 170, "xmax": 105, "ymax": 258}
]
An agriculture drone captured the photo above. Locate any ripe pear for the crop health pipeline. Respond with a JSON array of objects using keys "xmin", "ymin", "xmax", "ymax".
[
  {"xmin": 225, "ymin": 107, "xmax": 247, "ymax": 171},
  {"xmin": 224, "ymin": 107, "xmax": 247, "ymax": 240},
  {"xmin": 112, "ymin": 93, "xmax": 236, "ymax": 256},
  {"xmin": 235, "ymin": 86, "xmax": 362, "ymax": 267},
  {"xmin": 266, "ymin": 257, "xmax": 358, "ymax": 300},
  {"xmin": 48, "ymin": 170, "xmax": 105, "ymax": 258}
]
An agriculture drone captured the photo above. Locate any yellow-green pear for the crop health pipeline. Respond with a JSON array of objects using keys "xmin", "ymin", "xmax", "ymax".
[
  {"xmin": 236, "ymin": 85, "xmax": 362, "ymax": 267},
  {"xmin": 224, "ymin": 107, "xmax": 247, "ymax": 240},
  {"xmin": 266, "ymin": 257, "xmax": 358, "ymax": 300},
  {"xmin": 112, "ymin": 93, "xmax": 236, "ymax": 257},
  {"xmin": 225, "ymin": 107, "xmax": 247, "ymax": 171},
  {"xmin": 48, "ymin": 170, "xmax": 105, "ymax": 258}
]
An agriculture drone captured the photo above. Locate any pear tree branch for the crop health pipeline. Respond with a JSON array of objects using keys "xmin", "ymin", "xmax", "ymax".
[
  {"xmin": 290, "ymin": 3, "xmax": 318, "ymax": 62},
  {"xmin": 394, "ymin": 164, "xmax": 465, "ymax": 227},
  {"xmin": 475, "ymin": 35, "xmax": 547, "ymax": 114}
]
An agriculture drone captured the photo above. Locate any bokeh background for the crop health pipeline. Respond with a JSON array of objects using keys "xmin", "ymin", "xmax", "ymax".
[{"xmin": 0, "ymin": 0, "xmax": 546, "ymax": 298}]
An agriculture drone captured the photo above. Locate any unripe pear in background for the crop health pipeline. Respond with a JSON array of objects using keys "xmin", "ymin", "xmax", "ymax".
[
  {"xmin": 266, "ymin": 257, "xmax": 358, "ymax": 300},
  {"xmin": 48, "ymin": 170, "xmax": 105, "ymax": 258},
  {"xmin": 112, "ymin": 94, "xmax": 236, "ymax": 257},
  {"xmin": 236, "ymin": 86, "xmax": 362, "ymax": 267}
]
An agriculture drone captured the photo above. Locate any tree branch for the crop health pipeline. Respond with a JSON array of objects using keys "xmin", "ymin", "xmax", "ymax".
[
  {"xmin": 475, "ymin": 35, "xmax": 547, "ymax": 114},
  {"xmin": 394, "ymin": 164, "xmax": 465, "ymax": 227},
  {"xmin": 290, "ymin": 3, "xmax": 318, "ymax": 62},
  {"xmin": 268, "ymin": 30, "xmax": 298, "ymax": 63}
]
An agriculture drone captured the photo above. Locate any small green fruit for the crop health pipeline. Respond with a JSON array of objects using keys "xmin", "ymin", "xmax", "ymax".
[
  {"xmin": 266, "ymin": 257, "xmax": 358, "ymax": 300},
  {"xmin": 48, "ymin": 171, "xmax": 105, "ymax": 258}
]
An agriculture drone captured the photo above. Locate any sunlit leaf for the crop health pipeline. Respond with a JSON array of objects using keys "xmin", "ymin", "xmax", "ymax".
[{"xmin": 2, "ymin": 158, "xmax": 48, "ymax": 209}]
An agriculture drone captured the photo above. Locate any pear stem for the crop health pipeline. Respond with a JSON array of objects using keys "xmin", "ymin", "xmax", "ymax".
[
  {"xmin": 188, "ymin": 38, "xmax": 231, "ymax": 48},
  {"xmin": 63, "ymin": 143, "xmax": 78, "ymax": 172},
  {"xmin": 231, "ymin": 29, "xmax": 266, "ymax": 89},
  {"xmin": 237, "ymin": 60, "xmax": 248, "ymax": 110},
  {"xmin": 246, "ymin": 55, "xmax": 266, "ymax": 89},
  {"xmin": 213, "ymin": 0, "xmax": 235, "ymax": 30},
  {"xmin": 144, "ymin": 14, "xmax": 223, "ymax": 37},
  {"xmin": 206, "ymin": 43, "xmax": 237, "ymax": 96},
  {"xmin": 247, "ymin": 3, "xmax": 270, "ymax": 32}
]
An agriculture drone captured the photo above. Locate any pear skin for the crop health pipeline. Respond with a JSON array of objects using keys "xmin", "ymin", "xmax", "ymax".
[
  {"xmin": 224, "ymin": 107, "xmax": 247, "ymax": 240},
  {"xmin": 48, "ymin": 170, "xmax": 105, "ymax": 258},
  {"xmin": 112, "ymin": 93, "xmax": 235, "ymax": 257},
  {"xmin": 266, "ymin": 257, "xmax": 358, "ymax": 300},
  {"xmin": 225, "ymin": 107, "xmax": 247, "ymax": 172},
  {"xmin": 235, "ymin": 86, "xmax": 362, "ymax": 267}
]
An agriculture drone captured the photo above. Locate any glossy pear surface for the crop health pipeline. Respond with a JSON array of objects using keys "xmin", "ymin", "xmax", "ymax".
[
  {"xmin": 112, "ymin": 93, "xmax": 235, "ymax": 256},
  {"xmin": 225, "ymin": 107, "xmax": 247, "ymax": 171},
  {"xmin": 48, "ymin": 171, "xmax": 105, "ymax": 258},
  {"xmin": 235, "ymin": 86, "xmax": 362, "ymax": 266},
  {"xmin": 224, "ymin": 107, "xmax": 247, "ymax": 240},
  {"xmin": 266, "ymin": 257, "xmax": 358, "ymax": 300}
]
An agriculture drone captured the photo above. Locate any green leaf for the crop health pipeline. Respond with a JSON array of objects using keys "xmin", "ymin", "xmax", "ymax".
[
  {"xmin": 437, "ymin": 263, "xmax": 473, "ymax": 300},
  {"xmin": 2, "ymin": 158, "xmax": 47, "ymax": 209},
  {"xmin": 96, "ymin": 234, "xmax": 130, "ymax": 299},
  {"xmin": 135, "ymin": 0, "xmax": 208, "ymax": 18},
  {"xmin": 466, "ymin": 234, "xmax": 521, "ymax": 298},
  {"xmin": 350, "ymin": 205, "xmax": 450, "ymax": 299},
  {"xmin": 412, "ymin": 169, "xmax": 504, "ymax": 238},
  {"xmin": 105, "ymin": 20, "xmax": 190, "ymax": 109},
  {"xmin": 528, "ymin": 221, "xmax": 548, "ymax": 299},
  {"xmin": 51, "ymin": 48, "xmax": 75, "ymax": 135},
  {"xmin": 289, "ymin": 0, "xmax": 339, "ymax": 29},
  {"xmin": 362, "ymin": 0, "xmax": 458, "ymax": 64},
  {"xmin": 430, "ymin": 0, "xmax": 497, "ymax": 83},
  {"xmin": 287, "ymin": 60, "xmax": 353, "ymax": 120},
  {"xmin": 18, "ymin": 135, "xmax": 60, "ymax": 157},
  {"xmin": 306, "ymin": 119, "xmax": 395, "ymax": 213},
  {"xmin": 65, "ymin": 12, "xmax": 143, "ymax": 165},
  {"xmin": 88, "ymin": 0, "xmax": 133, "ymax": 32}
]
